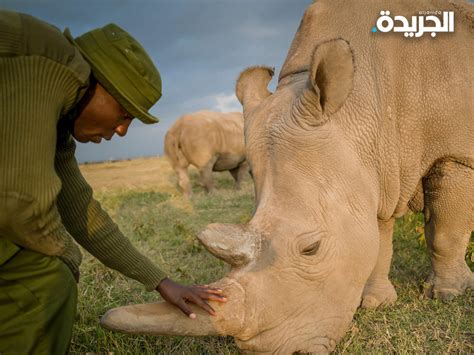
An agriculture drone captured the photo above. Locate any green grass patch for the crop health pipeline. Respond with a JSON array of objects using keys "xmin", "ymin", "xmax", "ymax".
[{"xmin": 72, "ymin": 172, "xmax": 473, "ymax": 354}]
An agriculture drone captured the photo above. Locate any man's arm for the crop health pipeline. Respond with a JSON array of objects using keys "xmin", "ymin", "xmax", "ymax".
[
  {"xmin": 54, "ymin": 131, "xmax": 228, "ymax": 315},
  {"xmin": 54, "ymin": 131, "xmax": 167, "ymax": 290}
]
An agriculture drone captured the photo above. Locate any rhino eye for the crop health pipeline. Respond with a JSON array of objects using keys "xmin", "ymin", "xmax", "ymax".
[{"xmin": 301, "ymin": 241, "xmax": 321, "ymax": 256}]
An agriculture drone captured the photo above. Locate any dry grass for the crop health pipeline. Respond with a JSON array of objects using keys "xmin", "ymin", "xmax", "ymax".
[
  {"xmin": 72, "ymin": 156, "xmax": 473, "ymax": 354},
  {"xmin": 80, "ymin": 156, "xmax": 178, "ymax": 193}
]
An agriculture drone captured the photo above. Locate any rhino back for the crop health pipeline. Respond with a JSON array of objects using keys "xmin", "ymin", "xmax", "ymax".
[
  {"xmin": 279, "ymin": 0, "xmax": 472, "ymax": 216},
  {"xmin": 280, "ymin": 0, "xmax": 472, "ymax": 166}
]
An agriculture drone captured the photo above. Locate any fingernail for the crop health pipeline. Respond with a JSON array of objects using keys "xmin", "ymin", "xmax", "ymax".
[
  {"xmin": 222, "ymin": 297, "xmax": 227, "ymax": 301},
  {"xmin": 189, "ymin": 313, "xmax": 196, "ymax": 319}
]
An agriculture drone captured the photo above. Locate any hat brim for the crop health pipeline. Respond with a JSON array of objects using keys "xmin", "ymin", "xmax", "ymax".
[{"xmin": 65, "ymin": 29, "xmax": 159, "ymax": 125}]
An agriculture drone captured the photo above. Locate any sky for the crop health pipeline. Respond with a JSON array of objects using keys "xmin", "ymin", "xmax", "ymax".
[{"xmin": 1, "ymin": 0, "xmax": 312, "ymax": 163}]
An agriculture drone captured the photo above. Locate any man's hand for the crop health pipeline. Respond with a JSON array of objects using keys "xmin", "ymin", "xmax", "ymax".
[{"xmin": 156, "ymin": 278, "xmax": 227, "ymax": 318}]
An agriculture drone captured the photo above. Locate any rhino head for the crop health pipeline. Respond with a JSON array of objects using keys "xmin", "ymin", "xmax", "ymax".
[{"xmin": 101, "ymin": 37, "xmax": 382, "ymax": 354}]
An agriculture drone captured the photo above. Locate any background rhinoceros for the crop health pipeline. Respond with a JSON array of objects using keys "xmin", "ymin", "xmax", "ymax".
[
  {"xmin": 164, "ymin": 110, "xmax": 249, "ymax": 197},
  {"xmin": 101, "ymin": 1, "xmax": 473, "ymax": 353}
]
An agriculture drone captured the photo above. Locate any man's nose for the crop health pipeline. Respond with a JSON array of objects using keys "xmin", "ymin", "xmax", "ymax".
[{"xmin": 115, "ymin": 119, "xmax": 133, "ymax": 137}]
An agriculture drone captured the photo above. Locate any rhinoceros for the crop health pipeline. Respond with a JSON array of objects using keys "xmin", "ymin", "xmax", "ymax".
[
  {"xmin": 101, "ymin": 0, "xmax": 473, "ymax": 353},
  {"xmin": 164, "ymin": 110, "xmax": 249, "ymax": 197}
]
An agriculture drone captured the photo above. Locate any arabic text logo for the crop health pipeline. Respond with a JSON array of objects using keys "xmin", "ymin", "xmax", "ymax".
[{"xmin": 373, "ymin": 10, "xmax": 454, "ymax": 38}]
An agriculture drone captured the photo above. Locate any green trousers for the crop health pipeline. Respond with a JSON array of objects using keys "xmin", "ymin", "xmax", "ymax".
[{"xmin": 0, "ymin": 239, "xmax": 77, "ymax": 355}]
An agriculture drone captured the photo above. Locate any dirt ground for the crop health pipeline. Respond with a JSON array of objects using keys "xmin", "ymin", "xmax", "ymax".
[{"xmin": 79, "ymin": 156, "xmax": 179, "ymax": 192}]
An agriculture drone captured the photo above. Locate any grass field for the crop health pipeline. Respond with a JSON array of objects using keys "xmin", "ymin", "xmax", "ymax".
[{"xmin": 72, "ymin": 157, "xmax": 473, "ymax": 354}]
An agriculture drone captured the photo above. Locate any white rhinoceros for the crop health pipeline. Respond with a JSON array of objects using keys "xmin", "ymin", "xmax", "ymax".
[
  {"xmin": 100, "ymin": 1, "xmax": 473, "ymax": 353},
  {"xmin": 164, "ymin": 110, "xmax": 248, "ymax": 197}
]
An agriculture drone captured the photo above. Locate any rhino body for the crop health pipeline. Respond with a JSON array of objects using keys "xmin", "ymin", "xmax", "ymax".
[
  {"xmin": 164, "ymin": 110, "xmax": 249, "ymax": 196},
  {"xmin": 102, "ymin": 1, "xmax": 473, "ymax": 353}
]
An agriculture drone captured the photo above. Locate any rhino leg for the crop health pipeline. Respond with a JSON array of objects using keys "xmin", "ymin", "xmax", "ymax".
[
  {"xmin": 361, "ymin": 218, "xmax": 397, "ymax": 308},
  {"xmin": 199, "ymin": 156, "xmax": 218, "ymax": 194},
  {"xmin": 176, "ymin": 167, "xmax": 192, "ymax": 198},
  {"xmin": 423, "ymin": 161, "xmax": 474, "ymax": 301},
  {"xmin": 229, "ymin": 161, "xmax": 249, "ymax": 190}
]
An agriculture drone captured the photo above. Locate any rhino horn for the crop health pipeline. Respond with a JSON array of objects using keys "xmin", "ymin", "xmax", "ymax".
[
  {"xmin": 100, "ymin": 279, "xmax": 245, "ymax": 337},
  {"xmin": 100, "ymin": 301, "xmax": 220, "ymax": 336},
  {"xmin": 198, "ymin": 223, "xmax": 261, "ymax": 266},
  {"xmin": 236, "ymin": 66, "xmax": 274, "ymax": 115}
]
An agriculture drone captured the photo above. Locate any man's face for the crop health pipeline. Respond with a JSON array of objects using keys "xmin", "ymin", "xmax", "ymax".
[{"xmin": 73, "ymin": 83, "xmax": 134, "ymax": 143}]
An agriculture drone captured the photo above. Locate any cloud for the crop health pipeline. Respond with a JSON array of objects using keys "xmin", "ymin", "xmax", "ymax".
[
  {"xmin": 238, "ymin": 22, "xmax": 280, "ymax": 39},
  {"xmin": 168, "ymin": 92, "xmax": 241, "ymax": 115},
  {"xmin": 214, "ymin": 93, "xmax": 242, "ymax": 113}
]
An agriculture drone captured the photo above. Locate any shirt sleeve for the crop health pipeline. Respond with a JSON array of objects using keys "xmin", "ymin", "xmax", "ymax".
[{"xmin": 54, "ymin": 131, "xmax": 168, "ymax": 291}]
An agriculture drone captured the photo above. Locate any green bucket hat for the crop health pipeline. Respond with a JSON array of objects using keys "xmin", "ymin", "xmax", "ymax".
[{"xmin": 65, "ymin": 24, "xmax": 161, "ymax": 124}]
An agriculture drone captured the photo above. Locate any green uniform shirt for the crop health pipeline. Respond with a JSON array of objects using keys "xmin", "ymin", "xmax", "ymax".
[{"xmin": 0, "ymin": 10, "xmax": 166, "ymax": 290}]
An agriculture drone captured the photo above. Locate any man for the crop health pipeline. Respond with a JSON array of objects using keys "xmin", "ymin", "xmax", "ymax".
[{"xmin": 0, "ymin": 9, "xmax": 226, "ymax": 354}]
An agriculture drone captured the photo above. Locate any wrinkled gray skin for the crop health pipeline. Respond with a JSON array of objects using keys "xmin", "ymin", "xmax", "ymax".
[{"xmin": 101, "ymin": 1, "xmax": 473, "ymax": 353}]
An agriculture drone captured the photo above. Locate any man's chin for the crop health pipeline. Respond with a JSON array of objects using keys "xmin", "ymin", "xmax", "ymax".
[
  {"xmin": 72, "ymin": 134, "xmax": 102, "ymax": 144},
  {"xmin": 90, "ymin": 137, "xmax": 102, "ymax": 144}
]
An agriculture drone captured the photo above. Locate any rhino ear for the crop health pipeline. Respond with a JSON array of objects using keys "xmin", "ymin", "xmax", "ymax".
[
  {"xmin": 294, "ymin": 39, "xmax": 354, "ymax": 126},
  {"xmin": 311, "ymin": 38, "xmax": 354, "ymax": 115},
  {"xmin": 236, "ymin": 66, "xmax": 274, "ymax": 115}
]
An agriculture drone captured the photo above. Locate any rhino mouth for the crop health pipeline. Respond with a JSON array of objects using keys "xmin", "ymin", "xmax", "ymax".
[{"xmin": 234, "ymin": 308, "xmax": 352, "ymax": 354}]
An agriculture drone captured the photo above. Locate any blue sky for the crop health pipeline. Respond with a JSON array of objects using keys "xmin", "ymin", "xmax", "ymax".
[{"xmin": 1, "ymin": 0, "xmax": 312, "ymax": 162}]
